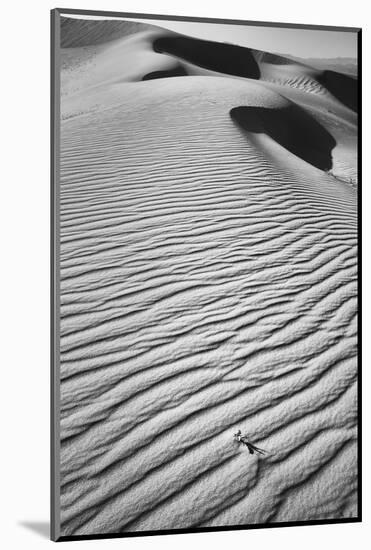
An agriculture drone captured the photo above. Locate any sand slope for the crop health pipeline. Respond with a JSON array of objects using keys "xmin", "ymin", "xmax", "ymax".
[{"xmin": 58, "ymin": 18, "xmax": 358, "ymax": 536}]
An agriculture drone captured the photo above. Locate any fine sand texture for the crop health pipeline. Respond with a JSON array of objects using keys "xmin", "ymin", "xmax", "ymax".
[{"xmin": 58, "ymin": 17, "xmax": 358, "ymax": 536}]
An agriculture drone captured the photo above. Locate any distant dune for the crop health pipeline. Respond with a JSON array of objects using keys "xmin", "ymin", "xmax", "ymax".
[
  {"xmin": 283, "ymin": 55, "xmax": 358, "ymax": 76},
  {"xmin": 60, "ymin": 16, "xmax": 158, "ymax": 47},
  {"xmin": 58, "ymin": 16, "xmax": 358, "ymax": 536}
]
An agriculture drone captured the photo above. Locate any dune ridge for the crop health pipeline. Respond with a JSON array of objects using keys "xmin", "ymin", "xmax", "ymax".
[
  {"xmin": 60, "ymin": 16, "xmax": 157, "ymax": 47},
  {"xmin": 58, "ymin": 17, "xmax": 358, "ymax": 536},
  {"xmin": 153, "ymin": 35, "xmax": 261, "ymax": 79}
]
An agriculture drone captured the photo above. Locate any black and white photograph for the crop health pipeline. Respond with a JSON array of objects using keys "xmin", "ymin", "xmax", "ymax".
[{"xmin": 51, "ymin": 7, "xmax": 360, "ymax": 542}]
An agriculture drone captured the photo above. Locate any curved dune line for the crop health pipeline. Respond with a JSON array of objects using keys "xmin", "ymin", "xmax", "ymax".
[
  {"xmin": 153, "ymin": 35, "xmax": 261, "ymax": 79},
  {"xmin": 60, "ymin": 17, "xmax": 357, "ymax": 116},
  {"xmin": 142, "ymin": 64, "xmax": 188, "ymax": 80},
  {"xmin": 152, "ymin": 34, "xmax": 357, "ymax": 112}
]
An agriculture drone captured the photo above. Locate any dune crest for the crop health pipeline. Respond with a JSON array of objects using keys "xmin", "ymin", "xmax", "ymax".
[{"xmin": 153, "ymin": 35, "xmax": 261, "ymax": 79}]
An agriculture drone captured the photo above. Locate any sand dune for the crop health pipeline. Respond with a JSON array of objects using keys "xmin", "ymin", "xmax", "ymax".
[
  {"xmin": 60, "ymin": 16, "xmax": 157, "ymax": 47},
  {"xmin": 230, "ymin": 102, "xmax": 336, "ymax": 170},
  {"xmin": 58, "ymin": 17, "xmax": 358, "ymax": 536}
]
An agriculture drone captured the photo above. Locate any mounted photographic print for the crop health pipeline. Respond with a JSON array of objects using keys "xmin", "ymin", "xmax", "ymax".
[{"xmin": 51, "ymin": 8, "xmax": 361, "ymax": 541}]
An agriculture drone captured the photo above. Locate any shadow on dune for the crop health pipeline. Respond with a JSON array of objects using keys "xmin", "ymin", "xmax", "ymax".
[
  {"xmin": 142, "ymin": 65, "xmax": 188, "ymax": 80},
  {"xmin": 152, "ymin": 36, "xmax": 357, "ymax": 116},
  {"xmin": 230, "ymin": 104, "xmax": 336, "ymax": 171},
  {"xmin": 154, "ymin": 35, "xmax": 260, "ymax": 79},
  {"xmin": 255, "ymin": 51, "xmax": 299, "ymax": 66},
  {"xmin": 318, "ymin": 70, "xmax": 358, "ymax": 112}
]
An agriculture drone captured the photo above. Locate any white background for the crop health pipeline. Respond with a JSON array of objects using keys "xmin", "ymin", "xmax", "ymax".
[{"xmin": 1, "ymin": 0, "xmax": 369, "ymax": 548}]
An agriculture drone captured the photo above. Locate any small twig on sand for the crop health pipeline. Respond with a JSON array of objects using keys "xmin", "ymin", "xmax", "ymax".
[{"xmin": 234, "ymin": 430, "xmax": 267, "ymax": 455}]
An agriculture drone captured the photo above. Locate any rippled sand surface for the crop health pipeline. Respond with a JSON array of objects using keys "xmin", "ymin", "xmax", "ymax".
[{"xmin": 58, "ymin": 16, "xmax": 358, "ymax": 536}]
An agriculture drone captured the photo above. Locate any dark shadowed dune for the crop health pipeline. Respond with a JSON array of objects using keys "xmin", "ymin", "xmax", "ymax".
[
  {"xmin": 60, "ymin": 16, "xmax": 358, "ymax": 115},
  {"xmin": 317, "ymin": 70, "xmax": 358, "ymax": 112},
  {"xmin": 230, "ymin": 103, "xmax": 336, "ymax": 171},
  {"xmin": 143, "ymin": 65, "xmax": 188, "ymax": 80},
  {"xmin": 283, "ymin": 55, "xmax": 358, "ymax": 76},
  {"xmin": 253, "ymin": 51, "xmax": 303, "ymax": 66},
  {"xmin": 152, "ymin": 34, "xmax": 357, "ymax": 113},
  {"xmin": 153, "ymin": 35, "xmax": 261, "ymax": 79}
]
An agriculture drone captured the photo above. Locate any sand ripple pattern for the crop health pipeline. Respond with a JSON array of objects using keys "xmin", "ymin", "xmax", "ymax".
[{"xmin": 58, "ymin": 20, "xmax": 358, "ymax": 537}]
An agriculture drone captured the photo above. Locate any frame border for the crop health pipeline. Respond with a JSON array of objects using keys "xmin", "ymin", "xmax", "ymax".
[
  {"xmin": 51, "ymin": 8, "xmax": 362, "ymax": 542},
  {"xmin": 55, "ymin": 7, "xmax": 360, "ymax": 32},
  {"xmin": 51, "ymin": 7, "xmax": 61, "ymax": 542}
]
